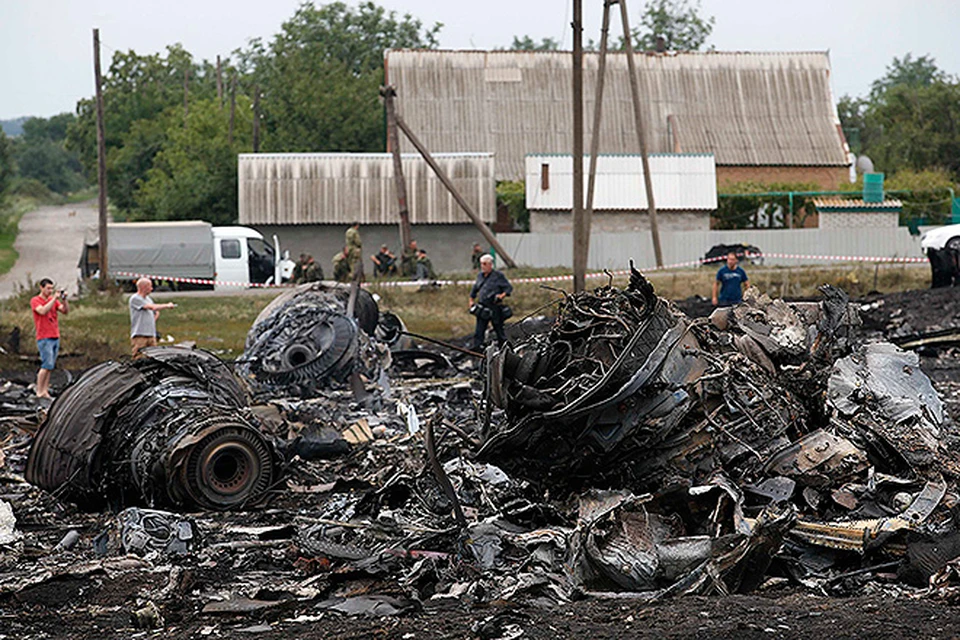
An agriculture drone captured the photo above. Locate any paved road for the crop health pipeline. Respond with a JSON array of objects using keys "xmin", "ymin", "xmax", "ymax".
[{"xmin": 0, "ymin": 200, "xmax": 97, "ymax": 299}]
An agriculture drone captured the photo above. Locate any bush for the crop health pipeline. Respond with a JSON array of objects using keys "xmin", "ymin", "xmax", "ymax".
[
  {"xmin": 8, "ymin": 177, "xmax": 55, "ymax": 201},
  {"xmin": 497, "ymin": 180, "xmax": 528, "ymax": 231}
]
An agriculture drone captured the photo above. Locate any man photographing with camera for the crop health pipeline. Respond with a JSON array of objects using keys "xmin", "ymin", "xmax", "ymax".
[
  {"xmin": 30, "ymin": 278, "xmax": 69, "ymax": 398},
  {"xmin": 468, "ymin": 254, "xmax": 512, "ymax": 352}
]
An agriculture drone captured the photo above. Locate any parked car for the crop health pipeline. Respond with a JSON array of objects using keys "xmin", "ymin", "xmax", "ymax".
[
  {"xmin": 920, "ymin": 224, "xmax": 960, "ymax": 288},
  {"xmin": 702, "ymin": 243, "xmax": 763, "ymax": 266}
]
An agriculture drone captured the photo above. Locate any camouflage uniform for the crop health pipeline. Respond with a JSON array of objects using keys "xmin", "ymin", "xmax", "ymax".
[
  {"xmin": 400, "ymin": 245, "xmax": 418, "ymax": 277},
  {"xmin": 415, "ymin": 253, "xmax": 436, "ymax": 280},
  {"xmin": 302, "ymin": 259, "xmax": 323, "ymax": 283},
  {"xmin": 345, "ymin": 227, "xmax": 362, "ymax": 278},
  {"xmin": 332, "ymin": 251, "xmax": 350, "ymax": 282}
]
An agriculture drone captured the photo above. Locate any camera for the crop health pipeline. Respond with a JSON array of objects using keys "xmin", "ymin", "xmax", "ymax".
[{"xmin": 58, "ymin": 290, "xmax": 67, "ymax": 300}]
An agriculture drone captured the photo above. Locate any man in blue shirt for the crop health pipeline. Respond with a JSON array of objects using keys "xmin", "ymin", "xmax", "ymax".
[
  {"xmin": 469, "ymin": 254, "xmax": 513, "ymax": 350},
  {"xmin": 712, "ymin": 251, "xmax": 748, "ymax": 306}
]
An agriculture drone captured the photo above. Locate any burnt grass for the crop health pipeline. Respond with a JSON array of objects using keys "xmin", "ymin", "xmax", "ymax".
[{"xmin": 7, "ymin": 286, "xmax": 960, "ymax": 638}]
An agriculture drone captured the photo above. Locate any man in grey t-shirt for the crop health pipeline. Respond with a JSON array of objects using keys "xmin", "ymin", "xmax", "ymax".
[{"xmin": 129, "ymin": 277, "xmax": 176, "ymax": 359}]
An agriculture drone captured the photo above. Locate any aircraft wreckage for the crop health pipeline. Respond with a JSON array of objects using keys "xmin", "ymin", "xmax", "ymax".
[
  {"xmin": 234, "ymin": 283, "xmax": 388, "ymax": 399},
  {"xmin": 13, "ymin": 266, "xmax": 960, "ymax": 615},
  {"xmin": 25, "ymin": 346, "xmax": 281, "ymax": 511}
]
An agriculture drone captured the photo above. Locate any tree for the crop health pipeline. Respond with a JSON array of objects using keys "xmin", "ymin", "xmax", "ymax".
[
  {"xmin": 839, "ymin": 53, "xmax": 960, "ymax": 182},
  {"xmin": 133, "ymin": 97, "xmax": 253, "ymax": 224},
  {"xmin": 508, "ymin": 36, "xmax": 560, "ymax": 51},
  {"xmin": 623, "ymin": 0, "xmax": 714, "ymax": 52},
  {"xmin": 867, "ymin": 80, "xmax": 960, "ymax": 178},
  {"xmin": 14, "ymin": 140, "xmax": 86, "ymax": 194},
  {"xmin": 66, "ymin": 45, "xmax": 224, "ymax": 212},
  {"xmin": 0, "ymin": 130, "xmax": 12, "ymax": 203},
  {"xmin": 13, "ymin": 113, "xmax": 86, "ymax": 194},
  {"xmin": 869, "ymin": 54, "xmax": 948, "ymax": 103},
  {"xmin": 243, "ymin": 1, "xmax": 442, "ymax": 152}
]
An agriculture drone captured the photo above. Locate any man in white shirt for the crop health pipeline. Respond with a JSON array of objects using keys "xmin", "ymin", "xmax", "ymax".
[{"xmin": 129, "ymin": 277, "xmax": 176, "ymax": 359}]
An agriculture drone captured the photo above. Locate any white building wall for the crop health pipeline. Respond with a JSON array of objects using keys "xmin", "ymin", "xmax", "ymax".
[
  {"xmin": 525, "ymin": 154, "xmax": 717, "ymax": 211},
  {"xmin": 497, "ymin": 228, "xmax": 923, "ymax": 271},
  {"xmin": 531, "ymin": 210, "xmax": 709, "ymax": 233}
]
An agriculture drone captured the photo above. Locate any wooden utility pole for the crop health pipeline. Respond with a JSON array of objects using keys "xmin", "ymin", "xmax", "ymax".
[
  {"xmin": 252, "ymin": 85, "xmax": 260, "ymax": 152},
  {"xmin": 93, "ymin": 28, "xmax": 108, "ymax": 290},
  {"xmin": 216, "ymin": 55, "xmax": 223, "ymax": 109},
  {"xmin": 572, "ymin": 0, "xmax": 586, "ymax": 292},
  {"xmin": 380, "ymin": 86, "xmax": 412, "ymax": 252},
  {"xmin": 584, "ymin": 0, "xmax": 613, "ymax": 285},
  {"xmin": 228, "ymin": 74, "xmax": 236, "ymax": 145},
  {"xmin": 387, "ymin": 93, "xmax": 516, "ymax": 268},
  {"xmin": 619, "ymin": 0, "xmax": 663, "ymax": 267}
]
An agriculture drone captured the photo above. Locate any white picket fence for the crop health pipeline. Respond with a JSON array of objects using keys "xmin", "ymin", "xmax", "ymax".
[{"xmin": 497, "ymin": 227, "xmax": 928, "ymax": 271}]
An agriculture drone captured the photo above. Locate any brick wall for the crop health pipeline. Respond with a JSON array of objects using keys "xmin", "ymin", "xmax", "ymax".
[
  {"xmin": 530, "ymin": 210, "xmax": 710, "ymax": 233},
  {"xmin": 717, "ymin": 166, "xmax": 850, "ymax": 190}
]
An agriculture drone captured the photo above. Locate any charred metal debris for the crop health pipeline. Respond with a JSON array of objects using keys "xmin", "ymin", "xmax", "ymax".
[
  {"xmin": 235, "ymin": 283, "xmax": 389, "ymax": 400},
  {"xmin": 5, "ymin": 266, "xmax": 960, "ymax": 632},
  {"xmin": 25, "ymin": 346, "xmax": 282, "ymax": 511}
]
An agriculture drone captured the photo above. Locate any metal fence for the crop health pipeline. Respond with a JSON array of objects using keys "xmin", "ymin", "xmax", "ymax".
[{"xmin": 497, "ymin": 228, "xmax": 926, "ymax": 271}]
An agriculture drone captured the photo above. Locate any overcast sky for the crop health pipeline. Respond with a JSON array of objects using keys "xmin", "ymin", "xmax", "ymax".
[{"xmin": 2, "ymin": 0, "xmax": 958, "ymax": 120}]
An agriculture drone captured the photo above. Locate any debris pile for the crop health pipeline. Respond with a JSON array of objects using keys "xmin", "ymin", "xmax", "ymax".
[
  {"xmin": 5, "ymin": 268, "xmax": 960, "ymax": 634},
  {"xmin": 480, "ymin": 266, "xmax": 960, "ymax": 593}
]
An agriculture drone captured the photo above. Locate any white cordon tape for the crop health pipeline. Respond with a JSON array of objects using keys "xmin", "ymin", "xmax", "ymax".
[
  {"xmin": 113, "ymin": 252, "xmax": 927, "ymax": 290},
  {"xmin": 112, "ymin": 271, "xmax": 291, "ymax": 288}
]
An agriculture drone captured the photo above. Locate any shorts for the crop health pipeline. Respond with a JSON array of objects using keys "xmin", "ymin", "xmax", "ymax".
[
  {"xmin": 37, "ymin": 338, "xmax": 60, "ymax": 370},
  {"xmin": 131, "ymin": 335, "xmax": 158, "ymax": 359}
]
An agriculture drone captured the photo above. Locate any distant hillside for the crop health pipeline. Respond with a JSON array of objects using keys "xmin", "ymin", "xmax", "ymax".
[{"xmin": 1, "ymin": 117, "xmax": 29, "ymax": 137}]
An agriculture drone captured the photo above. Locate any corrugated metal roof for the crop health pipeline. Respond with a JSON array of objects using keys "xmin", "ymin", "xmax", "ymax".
[
  {"xmin": 238, "ymin": 153, "xmax": 496, "ymax": 225},
  {"xmin": 813, "ymin": 197, "xmax": 903, "ymax": 210},
  {"xmin": 385, "ymin": 50, "xmax": 850, "ymax": 181},
  {"xmin": 526, "ymin": 153, "xmax": 716, "ymax": 210}
]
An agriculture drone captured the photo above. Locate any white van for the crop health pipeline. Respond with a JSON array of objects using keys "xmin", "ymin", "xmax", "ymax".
[{"xmin": 81, "ymin": 222, "xmax": 295, "ymax": 290}]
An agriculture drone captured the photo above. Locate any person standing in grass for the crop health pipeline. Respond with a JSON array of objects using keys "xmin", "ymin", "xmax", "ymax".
[
  {"xmin": 30, "ymin": 278, "xmax": 68, "ymax": 398},
  {"xmin": 469, "ymin": 254, "xmax": 512, "ymax": 351},
  {"xmin": 129, "ymin": 277, "xmax": 176, "ymax": 359},
  {"xmin": 712, "ymin": 251, "xmax": 748, "ymax": 306}
]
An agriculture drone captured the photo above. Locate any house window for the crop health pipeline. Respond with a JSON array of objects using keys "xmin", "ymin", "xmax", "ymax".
[
  {"xmin": 541, "ymin": 163, "xmax": 550, "ymax": 191},
  {"xmin": 221, "ymin": 238, "xmax": 242, "ymax": 259}
]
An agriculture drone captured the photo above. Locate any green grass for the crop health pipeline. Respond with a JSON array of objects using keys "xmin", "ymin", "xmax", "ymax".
[
  {"xmin": 0, "ymin": 196, "xmax": 34, "ymax": 277},
  {"xmin": 0, "ymin": 289, "xmax": 274, "ymax": 371},
  {"xmin": 0, "ymin": 262, "xmax": 931, "ymax": 373}
]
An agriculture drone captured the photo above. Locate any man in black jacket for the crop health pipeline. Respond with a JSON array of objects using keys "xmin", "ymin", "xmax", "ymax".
[{"xmin": 468, "ymin": 254, "xmax": 512, "ymax": 350}]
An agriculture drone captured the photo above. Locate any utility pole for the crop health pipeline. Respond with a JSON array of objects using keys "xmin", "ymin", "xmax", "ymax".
[
  {"xmin": 380, "ymin": 86, "xmax": 412, "ymax": 252},
  {"xmin": 387, "ymin": 92, "xmax": 516, "ymax": 268},
  {"xmin": 584, "ymin": 0, "xmax": 613, "ymax": 281},
  {"xmin": 572, "ymin": 0, "xmax": 586, "ymax": 292},
  {"xmin": 252, "ymin": 84, "xmax": 260, "ymax": 153},
  {"xmin": 228, "ymin": 74, "xmax": 236, "ymax": 145},
  {"xmin": 93, "ymin": 28, "xmax": 108, "ymax": 290},
  {"xmin": 619, "ymin": 0, "xmax": 663, "ymax": 267}
]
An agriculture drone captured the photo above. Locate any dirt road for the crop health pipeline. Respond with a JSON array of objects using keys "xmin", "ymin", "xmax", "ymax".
[{"xmin": 0, "ymin": 199, "xmax": 97, "ymax": 299}]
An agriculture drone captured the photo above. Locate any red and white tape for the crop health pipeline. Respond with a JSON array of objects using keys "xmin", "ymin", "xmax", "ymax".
[
  {"xmin": 111, "ymin": 271, "xmax": 290, "ymax": 288},
  {"xmin": 112, "ymin": 252, "xmax": 926, "ymax": 291}
]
